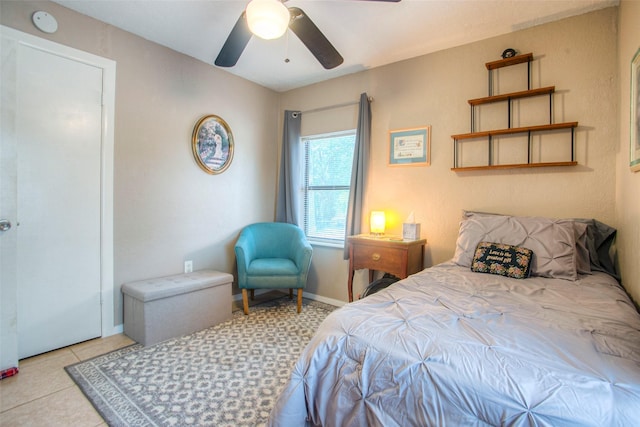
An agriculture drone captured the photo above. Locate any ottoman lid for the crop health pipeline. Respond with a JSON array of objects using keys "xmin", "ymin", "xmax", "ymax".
[{"xmin": 122, "ymin": 269, "xmax": 233, "ymax": 302}]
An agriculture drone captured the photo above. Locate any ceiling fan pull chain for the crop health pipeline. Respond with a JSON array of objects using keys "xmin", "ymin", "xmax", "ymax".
[{"xmin": 284, "ymin": 29, "xmax": 290, "ymax": 63}]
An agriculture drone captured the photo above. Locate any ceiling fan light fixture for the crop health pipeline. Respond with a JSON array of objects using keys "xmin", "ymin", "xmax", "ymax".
[{"xmin": 246, "ymin": 0, "xmax": 290, "ymax": 40}]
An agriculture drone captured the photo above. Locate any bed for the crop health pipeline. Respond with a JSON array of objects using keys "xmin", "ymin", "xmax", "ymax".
[{"xmin": 268, "ymin": 212, "xmax": 640, "ymax": 426}]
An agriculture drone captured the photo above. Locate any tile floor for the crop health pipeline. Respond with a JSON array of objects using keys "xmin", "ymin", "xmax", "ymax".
[
  {"xmin": 0, "ymin": 291, "xmax": 286, "ymax": 426},
  {"xmin": 0, "ymin": 334, "xmax": 135, "ymax": 427}
]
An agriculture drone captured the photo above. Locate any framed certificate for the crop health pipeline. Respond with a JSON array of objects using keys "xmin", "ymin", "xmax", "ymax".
[{"xmin": 388, "ymin": 126, "xmax": 431, "ymax": 167}]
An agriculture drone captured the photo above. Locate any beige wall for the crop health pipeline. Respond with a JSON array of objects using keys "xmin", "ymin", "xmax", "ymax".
[
  {"xmin": 281, "ymin": 7, "xmax": 622, "ymax": 300},
  {"xmin": 1, "ymin": 1, "xmax": 281, "ymax": 327},
  {"xmin": 616, "ymin": 0, "xmax": 640, "ymax": 304}
]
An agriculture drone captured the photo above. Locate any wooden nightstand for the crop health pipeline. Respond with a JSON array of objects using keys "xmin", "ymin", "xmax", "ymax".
[{"xmin": 347, "ymin": 235, "xmax": 426, "ymax": 302}]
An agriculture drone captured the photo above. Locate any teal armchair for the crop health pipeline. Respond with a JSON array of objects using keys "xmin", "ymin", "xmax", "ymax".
[{"xmin": 235, "ymin": 222, "xmax": 313, "ymax": 314}]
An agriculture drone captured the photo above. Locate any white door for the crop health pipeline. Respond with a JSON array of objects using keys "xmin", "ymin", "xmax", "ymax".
[
  {"xmin": 0, "ymin": 29, "xmax": 20, "ymax": 370},
  {"xmin": 16, "ymin": 45, "xmax": 103, "ymax": 359},
  {"xmin": 0, "ymin": 26, "xmax": 115, "ymax": 362}
]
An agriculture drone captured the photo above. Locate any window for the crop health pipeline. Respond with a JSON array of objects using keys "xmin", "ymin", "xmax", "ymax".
[{"xmin": 303, "ymin": 131, "xmax": 356, "ymax": 244}]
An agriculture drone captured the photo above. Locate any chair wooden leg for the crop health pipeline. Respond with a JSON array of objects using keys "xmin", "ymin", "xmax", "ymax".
[
  {"xmin": 289, "ymin": 288, "xmax": 293, "ymax": 299},
  {"xmin": 242, "ymin": 289, "xmax": 249, "ymax": 315},
  {"xmin": 297, "ymin": 288, "xmax": 303, "ymax": 313},
  {"xmin": 250, "ymin": 289, "xmax": 255, "ymax": 300}
]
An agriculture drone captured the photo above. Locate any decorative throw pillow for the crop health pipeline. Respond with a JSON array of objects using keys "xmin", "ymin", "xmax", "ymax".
[{"xmin": 471, "ymin": 242, "xmax": 533, "ymax": 279}]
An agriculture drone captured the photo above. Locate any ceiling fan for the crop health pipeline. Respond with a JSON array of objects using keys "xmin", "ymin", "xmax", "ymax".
[{"xmin": 215, "ymin": 0, "xmax": 401, "ymax": 70}]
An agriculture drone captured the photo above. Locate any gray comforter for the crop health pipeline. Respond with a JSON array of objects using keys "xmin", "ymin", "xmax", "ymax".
[{"xmin": 269, "ymin": 262, "xmax": 640, "ymax": 426}]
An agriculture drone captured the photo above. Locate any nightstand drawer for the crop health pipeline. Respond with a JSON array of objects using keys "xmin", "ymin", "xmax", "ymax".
[{"xmin": 352, "ymin": 246, "xmax": 403, "ymax": 274}]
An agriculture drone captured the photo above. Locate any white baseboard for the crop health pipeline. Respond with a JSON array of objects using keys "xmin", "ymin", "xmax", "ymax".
[
  {"xmin": 302, "ymin": 291, "xmax": 347, "ymax": 308},
  {"xmin": 103, "ymin": 324, "xmax": 123, "ymax": 337},
  {"xmin": 231, "ymin": 288, "xmax": 276, "ymax": 301},
  {"xmin": 232, "ymin": 289, "xmax": 346, "ymax": 308},
  {"xmin": 110, "ymin": 290, "xmax": 347, "ymax": 335}
]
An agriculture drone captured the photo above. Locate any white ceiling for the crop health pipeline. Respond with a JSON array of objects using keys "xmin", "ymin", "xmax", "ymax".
[{"xmin": 53, "ymin": 0, "xmax": 617, "ymax": 92}]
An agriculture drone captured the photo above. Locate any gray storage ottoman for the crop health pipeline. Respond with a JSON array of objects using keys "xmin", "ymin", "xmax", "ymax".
[{"xmin": 122, "ymin": 269, "xmax": 233, "ymax": 346}]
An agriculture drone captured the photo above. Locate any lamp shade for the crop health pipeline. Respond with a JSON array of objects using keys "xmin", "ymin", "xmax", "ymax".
[
  {"xmin": 246, "ymin": 0, "xmax": 290, "ymax": 40},
  {"xmin": 370, "ymin": 211, "xmax": 386, "ymax": 235}
]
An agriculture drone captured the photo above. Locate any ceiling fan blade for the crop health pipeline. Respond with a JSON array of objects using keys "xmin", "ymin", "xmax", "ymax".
[
  {"xmin": 215, "ymin": 12, "xmax": 252, "ymax": 67},
  {"xmin": 288, "ymin": 7, "xmax": 344, "ymax": 70}
]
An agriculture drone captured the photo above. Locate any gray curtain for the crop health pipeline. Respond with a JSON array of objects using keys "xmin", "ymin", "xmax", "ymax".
[
  {"xmin": 275, "ymin": 110, "xmax": 302, "ymax": 225},
  {"xmin": 343, "ymin": 93, "xmax": 372, "ymax": 259}
]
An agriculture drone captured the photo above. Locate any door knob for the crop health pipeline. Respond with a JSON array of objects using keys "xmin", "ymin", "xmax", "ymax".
[{"xmin": 0, "ymin": 219, "xmax": 11, "ymax": 232}]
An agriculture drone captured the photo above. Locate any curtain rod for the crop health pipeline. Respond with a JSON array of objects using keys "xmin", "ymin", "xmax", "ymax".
[{"xmin": 292, "ymin": 96, "xmax": 374, "ymax": 117}]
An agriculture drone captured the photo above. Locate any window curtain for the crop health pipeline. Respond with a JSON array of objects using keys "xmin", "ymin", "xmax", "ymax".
[
  {"xmin": 343, "ymin": 93, "xmax": 371, "ymax": 259},
  {"xmin": 275, "ymin": 110, "xmax": 302, "ymax": 225}
]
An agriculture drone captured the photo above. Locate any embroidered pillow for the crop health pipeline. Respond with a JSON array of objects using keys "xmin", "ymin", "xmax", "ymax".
[{"xmin": 471, "ymin": 242, "xmax": 533, "ymax": 279}]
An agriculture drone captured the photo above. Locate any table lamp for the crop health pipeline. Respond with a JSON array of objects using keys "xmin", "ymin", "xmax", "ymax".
[{"xmin": 370, "ymin": 211, "xmax": 386, "ymax": 236}]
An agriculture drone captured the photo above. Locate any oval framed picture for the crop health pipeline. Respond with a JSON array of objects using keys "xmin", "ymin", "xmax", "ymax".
[{"xmin": 191, "ymin": 115, "xmax": 234, "ymax": 174}]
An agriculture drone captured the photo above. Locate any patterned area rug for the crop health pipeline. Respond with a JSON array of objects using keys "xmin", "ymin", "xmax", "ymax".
[{"xmin": 65, "ymin": 297, "xmax": 336, "ymax": 427}]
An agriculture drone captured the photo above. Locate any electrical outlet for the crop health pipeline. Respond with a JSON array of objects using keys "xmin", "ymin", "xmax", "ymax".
[{"xmin": 184, "ymin": 260, "xmax": 193, "ymax": 273}]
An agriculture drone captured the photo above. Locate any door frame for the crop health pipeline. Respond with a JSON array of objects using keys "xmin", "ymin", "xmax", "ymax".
[{"xmin": 1, "ymin": 25, "xmax": 116, "ymax": 360}]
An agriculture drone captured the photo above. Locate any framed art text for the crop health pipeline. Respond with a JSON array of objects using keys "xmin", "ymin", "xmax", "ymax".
[{"xmin": 389, "ymin": 126, "xmax": 431, "ymax": 167}]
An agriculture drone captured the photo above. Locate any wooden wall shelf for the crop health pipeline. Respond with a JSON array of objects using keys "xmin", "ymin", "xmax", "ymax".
[
  {"xmin": 486, "ymin": 52, "xmax": 533, "ymax": 70},
  {"xmin": 451, "ymin": 53, "xmax": 579, "ymax": 171},
  {"xmin": 468, "ymin": 86, "xmax": 555, "ymax": 106},
  {"xmin": 452, "ymin": 161, "xmax": 578, "ymax": 172},
  {"xmin": 452, "ymin": 122, "xmax": 578, "ymax": 140}
]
